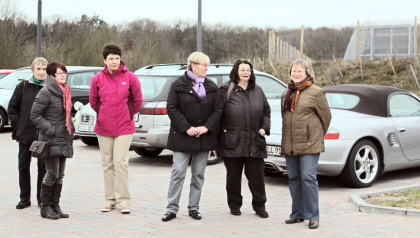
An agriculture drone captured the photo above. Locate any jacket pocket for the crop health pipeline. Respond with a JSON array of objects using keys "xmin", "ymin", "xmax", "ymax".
[
  {"xmin": 221, "ymin": 127, "xmax": 239, "ymax": 149},
  {"xmin": 255, "ymin": 132, "xmax": 266, "ymax": 151}
]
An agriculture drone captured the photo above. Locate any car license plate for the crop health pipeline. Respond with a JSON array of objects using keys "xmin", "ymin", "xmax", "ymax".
[
  {"xmin": 78, "ymin": 125, "xmax": 93, "ymax": 132},
  {"xmin": 267, "ymin": 145, "xmax": 282, "ymax": 156}
]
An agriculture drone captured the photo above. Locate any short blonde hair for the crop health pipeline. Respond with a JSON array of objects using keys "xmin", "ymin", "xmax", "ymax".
[
  {"xmin": 31, "ymin": 57, "xmax": 48, "ymax": 71},
  {"xmin": 289, "ymin": 59, "xmax": 313, "ymax": 78},
  {"xmin": 187, "ymin": 52, "xmax": 210, "ymax": 70}
]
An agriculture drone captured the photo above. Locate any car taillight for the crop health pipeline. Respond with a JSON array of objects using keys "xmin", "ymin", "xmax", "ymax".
[
  {"xmin": 140, "ymin": 101, "xmax": 167, "ymax": 115},
  {"xmin": 324, "ymin": 128, "xmax": 340, "ymax": 139}
]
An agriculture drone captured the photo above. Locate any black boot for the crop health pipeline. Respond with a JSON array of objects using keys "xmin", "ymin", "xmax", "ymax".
[
  {"xmin": 40, "ymin": 184, "xmax": 60, "ymax": 219},
  {"xmin": 51, "ymin": 183, "xmax": 69, "ymax": 218}
]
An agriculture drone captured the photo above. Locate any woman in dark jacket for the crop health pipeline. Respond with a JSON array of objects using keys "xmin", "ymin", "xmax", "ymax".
[
  {"xmin": 281, "ymin": 59, "xmax": 331, "ymax": 229},
  {"xmin": 8, "ymin": 57, "xmax": 48, "ymax": 209},
  {"xmin": 31, "ymin": 61, "xmax": 75, "ymax": 220},
  {"xmin": 218, "ymin": 59, "xmax": 271, "ymax": 218},
  {"xmin": 162, "ymin": 52, "xmax": 223, "ymax": 222}
]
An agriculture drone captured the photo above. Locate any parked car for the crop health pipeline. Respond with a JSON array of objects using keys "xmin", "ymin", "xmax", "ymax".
[
  {"xmin": 0, "ymin": 66, "xmax": 102, "ymax": 132},
  {"xmin": 74, "ymin": 63, "xmax": 287, "ymax": 164},
  {"xmin": 264, "ymin": 84, "xmax": 420, "ymax": 188},
  {"xmin": 0, "ymin": 70, "xmax": 15, "ymax": 79}
]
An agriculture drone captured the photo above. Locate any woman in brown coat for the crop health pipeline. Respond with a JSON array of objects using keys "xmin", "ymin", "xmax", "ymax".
[{"xmin": 281, "ymin": 59, "xmax": 331, "ymax": 229}]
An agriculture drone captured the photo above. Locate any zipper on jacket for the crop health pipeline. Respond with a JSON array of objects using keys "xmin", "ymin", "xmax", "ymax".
[
  {"xmin": 290, "ymin": 112, "xmax": 294, "ymax": 153},
  {"xmin": 307, "ymin": 124, "xmax": 310, "ymax": 146}
]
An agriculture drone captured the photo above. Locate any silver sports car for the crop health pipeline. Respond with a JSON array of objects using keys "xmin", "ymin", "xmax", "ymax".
[{"xmin": 264, "ymin": 84, "xmax": 420, "ymax": 188}]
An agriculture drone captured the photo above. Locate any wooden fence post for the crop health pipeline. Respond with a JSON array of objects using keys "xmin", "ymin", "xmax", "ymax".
[{"xmin": 300, "ymin": 25, "xmax": 304, "ymax": 59}]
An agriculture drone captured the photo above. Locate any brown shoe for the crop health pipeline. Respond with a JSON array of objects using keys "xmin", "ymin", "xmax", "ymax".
[
  {"xmin": 256, "ymin": 210, "xmax": 269, "ymax": 218},
  {"xmin": 230, "ymin": 209, "xmax": 241, "ymax": 216},
  {"xmin": 309, "ymin": 220, "xmax": 319, "ymax": 229},
  {"xmin": 285, "ymin": 218, "xmax": 304, "ymax": 224}
]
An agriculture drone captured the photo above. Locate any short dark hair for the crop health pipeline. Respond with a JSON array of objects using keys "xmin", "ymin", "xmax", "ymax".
[
  {"xmin": 46, "ymin": 61, "xmax": 67, "ymax": 76},
  {"xmin": 103, "ymin": 43, "xmax": 121, "ymax": 59},
  {"xmin": 229, "ymin": 59, "xmax": 256, "ymax": 84}
]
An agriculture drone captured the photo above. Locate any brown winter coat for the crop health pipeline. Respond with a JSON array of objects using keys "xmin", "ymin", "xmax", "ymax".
[{"xmin": 281, "ymin": 84, "xmax": 331, "ymax": 156}]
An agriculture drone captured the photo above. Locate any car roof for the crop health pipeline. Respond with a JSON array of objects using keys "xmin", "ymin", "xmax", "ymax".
[
  {"xmin": 323, "ymin": 84, "xmax": 408, "ymax": 117},
  {"xmin": 134, "ymin": 63, "xmax": 273, "ymax": 77},
  {"xmin": 0, "ymin": 70, "xmax": 14, "ymax": 73},
  {"xmin": 14, "ymin": 66, "xmax": 102, "ymax": 73}
]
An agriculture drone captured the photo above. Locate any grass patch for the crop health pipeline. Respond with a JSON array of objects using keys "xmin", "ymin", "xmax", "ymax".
[{"xmin": 364, "ymin": 188, "xmax": 420, "ymax": 209}]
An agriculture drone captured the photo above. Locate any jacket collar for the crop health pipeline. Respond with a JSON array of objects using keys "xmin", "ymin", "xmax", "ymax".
[
  {"xmin": 28, "ymin": 76, "xmax": 46, "ymax": 87},
  {"xmin": 177, "ymin": 71, "xmax": 218, "ymax": 92},
  {"xmin": 102, "ymin": 61, "xmax": 129, "ymax": 76},
  {"xmin": 45, "ymin": 75, "xmax": 63, "ymax": 97}
]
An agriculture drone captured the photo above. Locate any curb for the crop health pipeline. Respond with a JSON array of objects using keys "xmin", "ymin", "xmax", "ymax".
[{"xmin": 348, "ymin": 184, "xmax": 420, "ymax": 217}]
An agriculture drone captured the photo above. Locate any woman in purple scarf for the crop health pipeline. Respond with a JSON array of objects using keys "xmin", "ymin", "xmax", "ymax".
[{"xmin": 162, "ymin": 52, "xmax": 223, "ymax": 222}]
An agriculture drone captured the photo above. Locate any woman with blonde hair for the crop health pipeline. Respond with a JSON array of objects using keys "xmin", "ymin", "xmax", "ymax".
[
  {"xmin": 8, "ymin": 57, "xmax": 48, "ymax": 209},
  {"xmin": 162, "ymin": 52, "xmax": 222, "ymax": 222},
  {"xmin": 281, "ymin": 59, "xmax": 331, "ymax": 229}
]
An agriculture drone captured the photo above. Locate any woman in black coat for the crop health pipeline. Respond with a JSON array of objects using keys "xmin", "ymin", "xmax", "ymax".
[
  {"xmin": 218, "ymin": 59, "xmax": 271, "ymax": 218},
  {"xmin": 31, "ymin": 61, "xmax": 74, "ymax": 220},
  {"xmin": 8, "ymin": 57, "xmax": 48, "ymax": 209},
  {"xmin": 162, "ymin": 52, "xmax": 223, "ymax": 222}
]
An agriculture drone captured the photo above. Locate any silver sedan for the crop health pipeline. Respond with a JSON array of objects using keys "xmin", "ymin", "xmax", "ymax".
[{"xmin": 265, "ymin": 84, "xmax": 420, "ymax": 188}]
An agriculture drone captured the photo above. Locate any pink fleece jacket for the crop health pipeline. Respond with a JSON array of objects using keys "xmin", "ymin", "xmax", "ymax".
[{"xmin": 89, "ymin": 63, "xmax": 143, "ymax": 137}]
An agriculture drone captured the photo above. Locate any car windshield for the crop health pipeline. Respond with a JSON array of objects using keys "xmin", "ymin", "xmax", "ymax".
[
  {"xmin": 0, "ymin": 71, "xmax": 33, "ymax": 89},
  {"xmin": 326, "ymin": 93, "xmax": 360, "ymax": 109},
  {"xmin": 137, "ymin": 76, "xmax": 175, "ymax": 100}
]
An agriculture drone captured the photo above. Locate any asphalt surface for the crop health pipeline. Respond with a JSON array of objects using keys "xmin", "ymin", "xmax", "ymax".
[{"xmin": 1, "ymin": 127, "xmax": 420, "ymax": 237}]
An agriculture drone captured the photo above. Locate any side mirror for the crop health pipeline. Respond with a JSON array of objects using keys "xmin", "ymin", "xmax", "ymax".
[{"xmin": 74, "ymin": 101, "xmax": 84, "ymax": 111}]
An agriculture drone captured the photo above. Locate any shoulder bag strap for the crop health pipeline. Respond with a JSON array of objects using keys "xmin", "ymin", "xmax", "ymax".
[{"xmin": 226, "ymin": 81, "xmax": 235, "ymax": 103}]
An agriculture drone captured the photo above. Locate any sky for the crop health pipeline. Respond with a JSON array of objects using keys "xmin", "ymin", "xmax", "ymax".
[{"xmin": 10, "ymin": 0, "xmax": 420, "ymax": 29}]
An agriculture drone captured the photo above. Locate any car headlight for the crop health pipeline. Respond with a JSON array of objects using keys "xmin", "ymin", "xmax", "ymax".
[{"xmin": 74, "ymin": 101, "xmax": 84, "ymax": 111}]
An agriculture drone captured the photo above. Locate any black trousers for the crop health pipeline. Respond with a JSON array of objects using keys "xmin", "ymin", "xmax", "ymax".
[
  {"xmin": 43, "ymin": 156, "xmax": 66, "ymax": 186},
  {"xmin": 18, "ymin": 142, "xmax": 46, "ymax": 202},
  {"xmin": 224, "ymin": 157, "xmax": 267, "ymax": 211}
]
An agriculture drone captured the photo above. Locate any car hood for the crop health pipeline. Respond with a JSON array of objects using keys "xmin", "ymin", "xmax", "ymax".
[{"xmin": 0, "ymin": 89, "xmax": 13, "ymax": 98}]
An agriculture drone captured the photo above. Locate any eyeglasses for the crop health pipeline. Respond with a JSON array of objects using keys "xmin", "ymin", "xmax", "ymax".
[
  {"xmin": 239, "ymin": 69, "xmax": 252, "ymax": 72},
  {"xmin": 195, "ymin": 63, "xmax": 209, "ymax": 68},
  {"xmin": 55, "ymin": 72, "xmax": 67, "ymax": 76}
]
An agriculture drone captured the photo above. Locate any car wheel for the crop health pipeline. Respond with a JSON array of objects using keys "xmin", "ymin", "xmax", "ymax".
[
  {"xmin": 339, "ymin": 139, "xmax": 380, "ymax": 188},
  {"xmin": 0, "ymin": 109, "xmax": 6, "ymax": 132},
  {"xmin": 207, "ymin": 150, "xmax": 222, "ymax": 165},
  {"xmin": 133, "ymin": 147, "xmax": 164, "ymax": 157},
  {"xmin": 80, "ymin": 136, "xmax": 99, "ymax": 146}
]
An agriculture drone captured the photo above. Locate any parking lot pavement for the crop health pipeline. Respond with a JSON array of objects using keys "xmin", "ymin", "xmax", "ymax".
[{"xmin": 1, "ymin": 128, "xmax": 420, "ymax": 238}]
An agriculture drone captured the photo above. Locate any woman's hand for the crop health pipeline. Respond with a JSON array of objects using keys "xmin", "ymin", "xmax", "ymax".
[
  {"xmin": 258, "ymin": 129, "xmax": 266, "ymax": 136},
  {"xmin": 186, "ymin": 127, "xmax": 199, "ymax": 136},
  {"xmin": 195, "ymin": 126, "xmax": 208, "ymax": 137}
]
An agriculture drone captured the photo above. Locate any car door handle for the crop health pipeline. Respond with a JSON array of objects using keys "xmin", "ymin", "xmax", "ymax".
[{"xmin": 398, "ymin": 128, "xmax": 406, "ymax": 133}]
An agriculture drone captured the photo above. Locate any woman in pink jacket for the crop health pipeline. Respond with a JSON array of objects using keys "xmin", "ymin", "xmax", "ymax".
[{"xmin": 89, "ymin": 43, "xmax": 143, "ymax": 214}]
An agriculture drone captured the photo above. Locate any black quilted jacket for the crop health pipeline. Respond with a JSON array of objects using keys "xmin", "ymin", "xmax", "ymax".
[{"xmin": 30, "ymin": 75, "xmax": 75, "ymax": 158}]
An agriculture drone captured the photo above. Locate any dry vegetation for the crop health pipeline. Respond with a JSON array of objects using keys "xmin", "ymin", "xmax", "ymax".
[
  {"xmin": 364, "ymin": 189, "xmax": 420, "ymax": 209},
  {"xmin": 258, "ymin": 58, "xmax": 420, "ymax": 95},
  {"xmin": 1, "ymin": 0, "xmax": 419, "ymax": 94}
]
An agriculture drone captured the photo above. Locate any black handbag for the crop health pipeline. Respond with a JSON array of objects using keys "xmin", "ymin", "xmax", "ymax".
[
  {"xmin": 29, "ymin": 112, "xmax": 64, "ymax": 159},
  {"xmin": 29, "ymin": 140, "xmax": 49, "ymax": 159}
]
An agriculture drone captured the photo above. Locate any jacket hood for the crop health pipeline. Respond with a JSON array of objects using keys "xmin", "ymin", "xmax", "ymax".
[
  {"xmin": 102, "ymin": 61, "xmax": 129, "ymax": 75},
  {"xmin": 28, "ymin": 76, "xmax": 46, "ymax": 86},
  {"xmin": 45, "ymin": 75, "xmax": 63, "ymax": 97}
]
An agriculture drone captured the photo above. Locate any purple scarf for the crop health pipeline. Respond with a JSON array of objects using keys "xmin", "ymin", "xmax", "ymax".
[{"xmin": 187, "ymin": 70, "xmax": 206, "ymax": 103}]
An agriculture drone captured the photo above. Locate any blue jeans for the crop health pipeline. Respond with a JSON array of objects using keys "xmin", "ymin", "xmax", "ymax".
[{"xmin": 285, "ymin": 153, "xmax": 320, "ymax": 220}]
